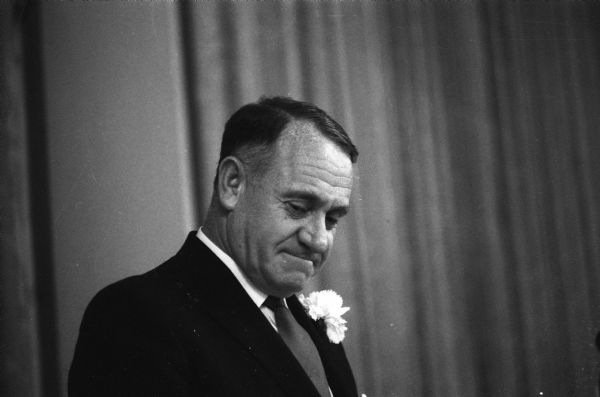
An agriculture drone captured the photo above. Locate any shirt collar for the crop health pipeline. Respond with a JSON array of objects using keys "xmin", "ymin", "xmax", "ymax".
[{"xmin": 196, "ymin": 228, "xmax": 268, "ymax": 309}]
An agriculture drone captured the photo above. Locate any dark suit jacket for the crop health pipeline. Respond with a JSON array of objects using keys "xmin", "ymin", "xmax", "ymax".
[{"xmin": 69, "ymin": 232, "xmax": 358, "ymax": 397}]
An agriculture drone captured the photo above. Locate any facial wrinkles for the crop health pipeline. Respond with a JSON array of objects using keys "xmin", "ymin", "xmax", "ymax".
[
  {"xmin": 294, "ymin": 162, "xmax": 352, "ymax": 193},
  {"xmin": 271, "ymin": 124, "xmax": 353, "ymax": 244},
  {"xmin": 277, "ymin": 169, "xmax": 350, "ymax": 261},
  {"xmin": 284, "ymin": 158, "xmax": 352, "ymax": 206}
]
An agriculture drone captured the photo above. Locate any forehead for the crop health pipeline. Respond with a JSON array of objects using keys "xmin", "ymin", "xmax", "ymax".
[{"xmin": 268, "ymin": 122, "xmax": 354, "ymax": 205}]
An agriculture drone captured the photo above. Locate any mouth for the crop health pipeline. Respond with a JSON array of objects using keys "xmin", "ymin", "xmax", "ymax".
[{"xmin": 282, "ymin": 252, "xmax": 321, "ymax": 270}]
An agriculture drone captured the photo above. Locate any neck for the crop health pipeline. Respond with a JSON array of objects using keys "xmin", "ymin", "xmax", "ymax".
[{"xmin": 202, "ymin": 204, "xmax": 231, "ymax": 259}]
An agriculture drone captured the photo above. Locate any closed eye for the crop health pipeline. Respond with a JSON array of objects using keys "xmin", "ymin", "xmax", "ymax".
[
  {"xmin": 325, "ymin": 208, "xmax": 348, "ymax": 231},
  {"xmin": 325, "ymin": 216, "xmax": 339, "ymax": 230},
  {"xmin": 286, "ymin": 201, "xmax": 309, "ymax": 217}
]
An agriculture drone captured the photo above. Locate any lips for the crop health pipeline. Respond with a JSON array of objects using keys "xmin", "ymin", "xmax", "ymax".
[{"xmin": 282, "ymin": 251, "xmax": 321, "ymax": 268}]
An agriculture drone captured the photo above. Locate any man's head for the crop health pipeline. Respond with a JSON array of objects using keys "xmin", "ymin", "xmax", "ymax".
[
  {"xmin": 204, "ymin": 97, "xmax": 358, "ymax": 298},
  {"xmin": 214, "ymin": 96, "xmax": 358, "ymax": 184}
]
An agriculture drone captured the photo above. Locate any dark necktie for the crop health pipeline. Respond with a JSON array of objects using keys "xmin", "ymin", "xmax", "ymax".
[{"xmin": 264, "ymin": 296, "xmax": 330, "ymax": 397}]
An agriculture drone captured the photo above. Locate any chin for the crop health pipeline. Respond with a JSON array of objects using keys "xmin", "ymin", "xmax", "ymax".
[{"xmin": 271, "ymin": 275, "xmax": 308, "ymax": 297}]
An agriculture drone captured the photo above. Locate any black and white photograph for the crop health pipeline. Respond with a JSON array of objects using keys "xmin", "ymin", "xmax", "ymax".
[{"xmin": 2, "ymin": 1, "xmax": 600, "ymax": 396}]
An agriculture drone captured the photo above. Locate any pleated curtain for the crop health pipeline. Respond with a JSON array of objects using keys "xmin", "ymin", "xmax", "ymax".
[
  {"xmin": 3, "ymin": 2, "xmax": 600, "ymax": 396},
  {"xmin": 181, "ymin": 2, "xmax": 600, "ymax": 396}
]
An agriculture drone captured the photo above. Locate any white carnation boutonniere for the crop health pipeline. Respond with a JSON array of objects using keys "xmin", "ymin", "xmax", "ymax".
[{"xmin": 298, "ymin": 290, "xmax": 350, "ymax": 344}]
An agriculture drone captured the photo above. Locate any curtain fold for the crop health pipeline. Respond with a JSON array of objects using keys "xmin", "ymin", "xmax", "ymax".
[
  {"xmin": 6, "ymin": 2, "xmax": 599, "ymax": 396},
  {"xmin": 183, "ymin": 3, "xmax": 600, "ymax": 396},
  {"xmin": 1, "ymin": 3, "xmax": 43, "ymax": 396}
]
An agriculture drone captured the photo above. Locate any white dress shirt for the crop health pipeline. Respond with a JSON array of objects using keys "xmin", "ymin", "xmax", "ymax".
[{"xmin": 196, "ymin": 228, "xmax": 278, "ymax": 329}]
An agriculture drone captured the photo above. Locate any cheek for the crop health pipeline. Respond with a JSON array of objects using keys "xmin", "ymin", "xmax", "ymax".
[{"xmin": 258, "ymin": 223, "xmax": 303, "ymax": 259}]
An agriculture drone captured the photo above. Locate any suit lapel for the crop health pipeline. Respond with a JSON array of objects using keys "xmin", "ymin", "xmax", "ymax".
[
  {"xmin": 288, "ymin": 295, "xmax": 358, "ymax": 397},
  {"xmin": 172, "ymin": 234, "xmax": 321, "ymax": 397}
]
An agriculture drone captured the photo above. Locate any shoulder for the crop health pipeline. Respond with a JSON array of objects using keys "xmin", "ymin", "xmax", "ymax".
[
  {"xmin": 81, "ymin": 253, "xmax": 185, "ymax": 323},
  {"xmin": 86, "ymin": 274, "xmax": 147, "ymax": 312},
  {"xmin": 69, "ymin": 257, "xmax": 201, "ymax": 396},
  {"xmin": 78, "ymin": 275, "xmax": 154, "ymax": 339},
  {"xmin": 85, "ymin": 232, "xmax": 211, "ymax": 307}
]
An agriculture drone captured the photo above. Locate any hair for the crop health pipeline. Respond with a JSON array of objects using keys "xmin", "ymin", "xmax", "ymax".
[{"xmin": 214, "ymin": 96, "xmax": 358, "ymax": 185}]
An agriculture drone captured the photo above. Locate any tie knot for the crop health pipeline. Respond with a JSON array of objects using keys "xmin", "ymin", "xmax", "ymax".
[{"xmin": 264, "ymin": 296, "xmax": 285, "ymax": 311}]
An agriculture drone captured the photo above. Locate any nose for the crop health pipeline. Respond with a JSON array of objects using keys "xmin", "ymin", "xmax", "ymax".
[{"xmin": 298, "ymin": 216, "xmax": 329, "ymax": 254}]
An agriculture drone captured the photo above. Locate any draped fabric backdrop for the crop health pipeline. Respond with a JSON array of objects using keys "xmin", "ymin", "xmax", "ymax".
[
  {"xmin": 2, "ymin": 2, "xmax": 600, "ymax": 396},
  {"xmin": 182, "ymin": 2, "xmax": 600, "ymax": 396}
]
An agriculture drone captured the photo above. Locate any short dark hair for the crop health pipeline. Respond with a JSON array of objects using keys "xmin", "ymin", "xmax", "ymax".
[{"xmin": 216, "ymin": 96, "xmax": 358, "ymax": 181}]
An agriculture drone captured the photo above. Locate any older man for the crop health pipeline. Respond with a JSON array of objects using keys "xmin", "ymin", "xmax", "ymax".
[{"xmin": 68, "ymin": 97, "xmax": 359, "ymax": 396}]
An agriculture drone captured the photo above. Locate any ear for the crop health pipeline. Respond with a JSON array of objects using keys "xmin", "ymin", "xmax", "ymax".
[{"xmin": 216, "ymin": 156, "xmax": 246, "ymax": 211}]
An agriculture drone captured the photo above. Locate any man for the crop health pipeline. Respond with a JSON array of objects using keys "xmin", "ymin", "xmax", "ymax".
[{"xmin": 69, "ymin": 96, "xmax": 359, "ymax": 396}]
